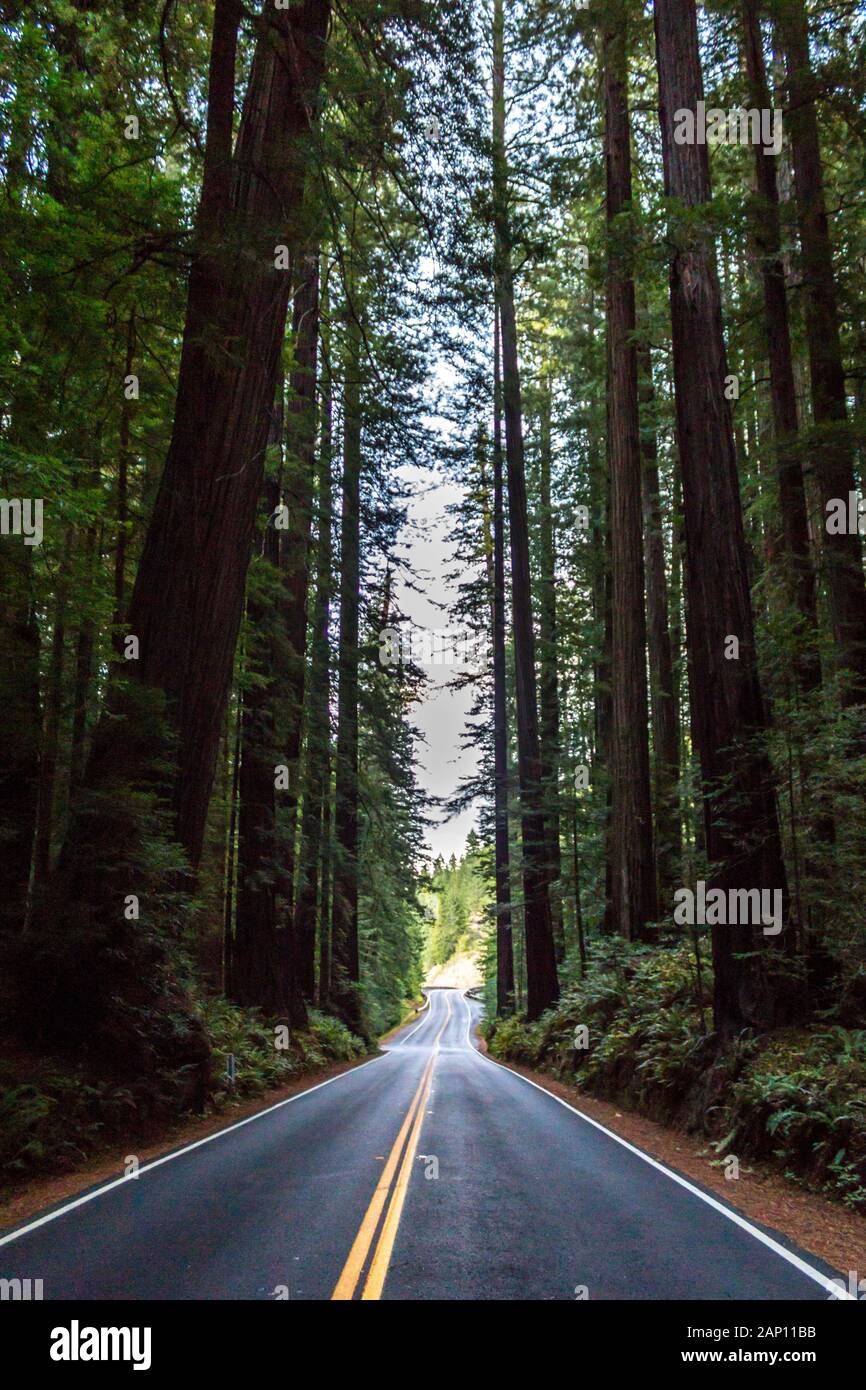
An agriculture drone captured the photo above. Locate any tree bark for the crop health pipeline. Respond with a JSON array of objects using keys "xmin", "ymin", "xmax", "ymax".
[
  {"xmin": 233, "ymin": 445, "xmax": 307, "ymax": 1025},
  {"xmin": 282, "ymin": 251, "xmax": 320, "ymax": 939},
  {"xmin": 112, "ymin": 0, "xmax": 330, "ymax": 870},
  {"xmin": 330, "ymin": 300, "xmax": 365, "ymax": 1038},
  {"xmin": 537, "ymin": 376, "xmax": 564, "ymax": 960},
  {"xmin": 492, "ymin": 0, "xmax": 558, "ymax": 1019},
  {"xmin": 32, "ymin": 529, "xmax": 73, "ymax": 889},
  {"xmin": 774, "ymin": 0, "xmax": 866, "ymax": 700},
  {"xmin": 295, "ymin": 309, "xmax": 333, "ymax": 1003},
  {"xmin": 113, "ymin": 311, "xmax": 135, "ymax": 651},
  {"xmin": 492, "ymin": 305, "xmax": 515, "ymax": 1013},
  {"xmin": 0, "ymin": 538, "xmax": 40, "ymax": 931},
  {"xmin": 637, "ymin": 342, "xmax": 681, "ymax": 906},
  {"xmin": 654, "ymin": 0, "xmax": 794, "ymax": 1036},
  {"xmin": 604, "ymin": 9, "xmax": 657, "ymax": 940},
  {"xmin": 742, "ymin": 0, "xmax": 820, "ymax": 692}
]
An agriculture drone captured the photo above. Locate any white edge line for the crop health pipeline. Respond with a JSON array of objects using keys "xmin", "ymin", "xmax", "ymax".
[
  {"xmin": 391, "ymin": 991, "xmax": 432, "ymax": 1047},
  {"xmin": 459, "ymin": 992, "xmax": 854, "ymax": 1301},
  {"xmin": 2, "ymin": 994, "xmax": 439, "ymax": 1251},
  {"xmin": 0, "ymin": 1051, "xmax": 389, "ymax": 1251}
]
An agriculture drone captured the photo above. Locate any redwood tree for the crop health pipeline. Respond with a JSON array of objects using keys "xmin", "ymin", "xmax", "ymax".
[
  {"xmin": 742, "ymin": 0, "xmax": 819, "ymax": 692},
  {"xmin": 774, "ymin": 0, "xmax": 866, "ymax": 702},
  {"xmin": 654, "ymin": 0, "xmax": 793, "ymax": 1035},
  {"xmin": 603, "ymin": 4, "xmax": 657, "ymax": 940},
  {"xmin": 492, "ymin": 307, "xmax": 515, "ymax": 1013},
  {"xmin": 492, "ymin": 0, "xmax": 559, "ymax": 1018},
  {"xmin": 119, "ymin": 0, "xmax": 331, "ymax": 868},
  {"xmin": 330, "ymin": 300, "xmax": 365, "ymax": 1038}
]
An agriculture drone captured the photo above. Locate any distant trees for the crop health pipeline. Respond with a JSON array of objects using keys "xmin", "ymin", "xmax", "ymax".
[{"xmin": 426, "ymin": 845, "xmax": 489, "ymax": 968}]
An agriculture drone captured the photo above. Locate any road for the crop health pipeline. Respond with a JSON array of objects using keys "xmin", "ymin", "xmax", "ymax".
[{"xmin": 0, "ymin": 987, "xmax": 847, "ymax": 1300}]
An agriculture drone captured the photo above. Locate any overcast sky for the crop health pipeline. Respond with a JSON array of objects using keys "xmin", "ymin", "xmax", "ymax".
[{"xmin": 394, "ymin": 466, "xmax": 481, "ymax": 866}]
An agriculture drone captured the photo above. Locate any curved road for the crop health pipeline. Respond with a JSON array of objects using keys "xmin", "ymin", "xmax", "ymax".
[{"xmin": 0, "ymin": 988, "xmax": 846, "ymax": 1300}]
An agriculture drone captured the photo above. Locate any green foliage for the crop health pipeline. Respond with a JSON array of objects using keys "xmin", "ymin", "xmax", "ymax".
[
  {"xmin": 725, "ymin": 1028, "xmax": 866, "ymax": 1211},
  {"xmin": 199, "ymin": 996, "xmax": 364, "ymax": 1102},
  {"xmin": 0, "ymin": 1064, "xmax": 137, "ymax": 1186},
  {"xmin": 0, "ymin": 999, "xmax": 365, "ymax": 1195},
  {"xmin": 424, "ymin": 840, "xmax": 489, "ymax": 968}
]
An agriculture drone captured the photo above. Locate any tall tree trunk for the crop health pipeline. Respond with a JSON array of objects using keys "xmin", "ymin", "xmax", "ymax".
[
  {"xmin": 113, "ymin": 311, "xmax": 135, "ymax": 651},
  {"xmin": 492, "ymin": 306, "xmax": 515, "ymax": 1013},
  {"xmin": 591, "ymin": 436, "xmax": 615, "ymax": 933},
  {"xmin": 223, "ymin": 691, "xmax": 242, "ymax": 995},
  {"xmin": 233, "ymin": 449, "xmax": 307, "ymax": 1024},
  {"xmin": 637, "ymin": 342, "xmax": 681, "ymax": 906},
  {"xmin": 742, "ymin": 0, "xmax": 820, "ymax": 691},
  {"xmin": 654, "ymin": 0, "xmax": 793, "ymax": 1036},
  {"xmin": 295, "ymin": 314, "xmax": 333, "ymax": 1003},
  {"xmin": 282, "ymin": 251, "xmax": 320, "ymax": 936},
  {"xmin": 330, "ymin": 301, "xmax": 365, "ymax": 1038},
  {"xmin": 70, "ymin": 514, "xmax": 98, "ymax": 787},
  {"xmin": 604, "ymin": 8, "xmax": 657, "ymax": 940},
  {"xmin": 774, "ymin": 0, "xmax": 866, "ymax": 701},
  {"xmin": 492, "ymin": 0, "xmax": 558, "ymax": 1019},
  {"xmin": 32, "ymin": 530, "xmax": 73, "ymax": 889},
  {"xmin": 103, "ymin": 0, "xmax": 330, "ymax": 871},
  {"xmin": 537, "ymin": 375, "xmax": 564, "ymax": 961},
  {"xmin": 0, "ymin": 537, "xmax": 40, "ymax": 931},
  {"xmin": 318, "ymin": 777, "xmax": 334, "ymax": 1007}
]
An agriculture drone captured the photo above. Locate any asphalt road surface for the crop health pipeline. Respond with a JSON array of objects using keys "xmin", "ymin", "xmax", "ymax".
[{"xmin": 0, "ymin": 988, "xmax": 848, "ymax": 1300}]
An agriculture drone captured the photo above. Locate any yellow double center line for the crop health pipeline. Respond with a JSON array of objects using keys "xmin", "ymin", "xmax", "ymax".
[{"xmin": 331, "ymin": 993, "xmax": 451, "ymax": 1301}]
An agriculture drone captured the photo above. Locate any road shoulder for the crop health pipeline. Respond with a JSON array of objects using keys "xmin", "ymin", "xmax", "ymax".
[
  {"xmin": 0, "ymin": 1052, "xmax": 379, "ymax": 1237},
  {"xmin": 475, "ymin": 1031, "xmax": 866, "ymax": 1277}
]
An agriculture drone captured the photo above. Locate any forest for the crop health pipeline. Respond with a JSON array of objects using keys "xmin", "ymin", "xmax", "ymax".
[{"xmin": 2, "ymin": 0, "xmax": 866, "ymax": 1263}]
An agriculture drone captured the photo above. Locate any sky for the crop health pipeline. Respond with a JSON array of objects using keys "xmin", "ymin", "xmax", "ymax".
[{"xmin": 394, "ymin": 466, "xmax": 482, "ymax": 866}]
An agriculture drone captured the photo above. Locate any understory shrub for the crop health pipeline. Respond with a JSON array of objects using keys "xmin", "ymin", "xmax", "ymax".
[{"xmin": 0, "ymin": 997, "xmax": 365, "ymax": 1197}]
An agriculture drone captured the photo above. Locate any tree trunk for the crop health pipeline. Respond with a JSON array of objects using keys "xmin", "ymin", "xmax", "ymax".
[
  {"xmin": 537, "ymin": 376, "xmax": 564, "ymax": 961},
  {"xmin": 654, "ymin": 0, "xmax": 794, "ymax": 1036},
  {"xmin": 604, "ymin": 9, "xmax": 657, "ymax": 940},
  {"xmin": 775, "ymin": 0, "xmax": 866, "ymax": 701},
  {"xmin": 742, "ymin": 0, "xmax": 820, "ymax": 692},
  {"xmin": 492, "ymin": 305, "xmax": 515, "ymax": 1013},
  {"xmin": 70, "ymin": 513, "xmax": 98, "ymax": 787},
  {"xmin": 0, "ymin": 538, "xmax": 40, "ymax": 931},
  {"xmin": 233, "ymin": 454, "xmax": 307, "ymax": 1024},
  {"xmin": 112, "ymin": 0, "xmax": 330, "ymax": 870},
  {"xmin": 637, "ymin": 342, "xmax": 681, "ymax": 906},
  {"xmin": 282, "ymin": 251, "xmax": 320, "ymax": 936},
  {"xmin": 318, "ymin": 780, "xmax": 334, "ymax": 1007},
  {"xmin": 295, "ymin": 312, "xmax": 333, "ymax": 1003},
  {"xmin": 592, "ymin": 436, "xmax": 615, "ymax": 934},
  {"xmin": 32, "ymin": 530, "xmax": 73, "ymax": 889},
  {"xmin": 113, "ymin": 311, "xmax": 135, "ymax": 651},
  {"xmin": 223, "ymin": 690, "xmax": 242, "ymax": 995},
  {"xmin": 330, "ymin": 301, "xmax": 365, "ymax": 1038},
  {"xmin": 492, "ymin": 0, "xmax": 558, "ymax": 1019}
]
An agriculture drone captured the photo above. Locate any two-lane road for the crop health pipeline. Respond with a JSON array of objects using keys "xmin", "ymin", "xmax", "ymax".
[{"xmin": 0, "ymin": 989, "xmax": 847, "ymax": 1299}]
